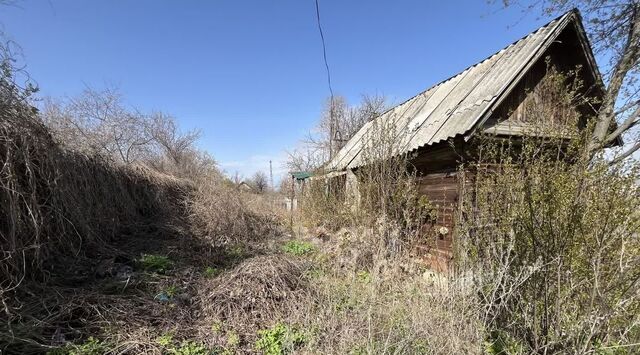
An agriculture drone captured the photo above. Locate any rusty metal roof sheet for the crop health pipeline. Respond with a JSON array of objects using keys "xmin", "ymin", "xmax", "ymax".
[{"xmin": 328, "ymin": 10, "xmax": 581, "ymax": 171}]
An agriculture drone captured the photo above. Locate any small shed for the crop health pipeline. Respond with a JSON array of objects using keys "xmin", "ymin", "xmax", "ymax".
[
  {"xmin": 286, "ymin": 171, "xmax": 313, "ymax": 211},
  {"xmin": 325, "ymin": 9, "xmax": 609, "ymax": 271},
  {"xmin": 237, "ymin": 181, "xmax": 254, "ymax": 192}
]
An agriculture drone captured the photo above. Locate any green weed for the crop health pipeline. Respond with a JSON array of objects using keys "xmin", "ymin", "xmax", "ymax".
[
  {"xmin": 155, "ymin": 333, "xmax": 174, "ymax": 347},
  {"xmin": 138, "ymin": 254, "xmax": 173, "ymax": 273},
  {"xmin": 484, "ymin": 330, "xmax": 525, "ymax": 355},
  {"xmin": 211, "ymin": 320, "xmax": 223, "ymax": 334},
  {"xmin": 47, "ymin": 337, "xmax": 109, "ymax": 355},
  {"xmin": 204, "ymin": 266, "xmax": 220, "ymax": 278},
  {"xmin": 165, "ymin": 285, "xmax": 178, "ymax": 297},
  {"xmin": 169, "ymin": 341, "xmax": 209, "ymax": 355},
  {"xmin": 282, "ymin": 240, "xmax": 314, "ymax": 256},
  {"xmin": 255, "ymin": 323, "xmax": 307, "ymax": 355},
  {"xmin": 356, "ymin": 270, "xmax": 371, "ymax": 284}
]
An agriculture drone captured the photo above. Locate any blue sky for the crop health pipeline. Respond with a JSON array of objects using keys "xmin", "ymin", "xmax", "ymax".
[{"xmin": 0, "ymin": 0, "xmax": 556, "ymax": 179}]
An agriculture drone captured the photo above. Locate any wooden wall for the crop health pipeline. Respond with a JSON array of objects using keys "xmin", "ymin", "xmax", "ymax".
[
  {"xmin": 409, "ymin": 141, "xmax": 464, "ymax": 271},
  {"xmin": 414, "ymin": 171, "xmax": 459, "ymax": 271}
]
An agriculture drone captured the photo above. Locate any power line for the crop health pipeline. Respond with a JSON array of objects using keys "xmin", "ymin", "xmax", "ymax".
[
  {"xmin": 314, "ymin": 0, "xmax": 336, "ymax": 159},
  {"xmin": 314, "ymin": 0, "xmax": 334, "ymax": 99}
]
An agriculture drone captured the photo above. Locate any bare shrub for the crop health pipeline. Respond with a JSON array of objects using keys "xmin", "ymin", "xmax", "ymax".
[
  {"xmin": 188, "ymin": 177, "xmax": 282, "ymax": 247},
  {"xmin": 456, "ymin": 67, "xmax": 640, "ymax": 353},
  {"xmin": 42, "ymin": 87, "xmax": 153, "ymax": 164},
  {"xmin": 42, "ymin": 87, "xmax": 218, "ymax": 180},
  {"xmin": 145, "ymin": 112, "xmax": 218, "ymax": 179},
  {"xmin": 301, "ymin": 111, "xmax": 431, "ymax": 258}
]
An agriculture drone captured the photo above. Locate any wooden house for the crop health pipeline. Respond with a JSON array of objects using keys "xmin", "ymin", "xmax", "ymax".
[{"xmin": 325, "ymin": 10, "xmax": 609, "ymax": 270}]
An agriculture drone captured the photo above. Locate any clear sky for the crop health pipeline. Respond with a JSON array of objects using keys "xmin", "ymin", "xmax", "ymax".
[{"xmin": 0, "ymin": 0, "xmax": 557, "ymax": 179}]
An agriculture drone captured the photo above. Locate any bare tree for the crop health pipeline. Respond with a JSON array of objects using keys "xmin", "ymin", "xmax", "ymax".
[
  {"xmin": 147, "ymin": 112, "xmax": 201, "ymax": 166},
  {"xmin": 316, "ymin": 94, "xmax": 388, "ymax": 157},
  {"xmin": 231, "ymin": 171, "xmax": 243, "ymax": 185},
  {"xmin": 287, "ymin": 93, "xmax": 389, "ymax": 172},
  {"xmin": 251, "ymin": 171, "xmax": 269, "ymax": 193},
  {"xmin": 341, "ymin": 93, "xmax": 388, "ymax": 146},
  {"xmin": 499, "ymin": 0, "xmax": 640, "ymax": 163},
  {"xmin": 41, "ymin": 86, "xmax": 218, "ymax": 178},
  {"xmin": 41, "ymin": 86, "xmax": 153, "ymax": 164}
]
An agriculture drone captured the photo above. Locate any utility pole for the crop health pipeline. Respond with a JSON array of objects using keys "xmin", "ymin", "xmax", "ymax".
[
  {"xmin": 329, "ymin": 98, "xmax": 334, "ymax": 160},
  {"xmin": 269, "ymin": 160, "xmax": 274, "ymax": 191}
]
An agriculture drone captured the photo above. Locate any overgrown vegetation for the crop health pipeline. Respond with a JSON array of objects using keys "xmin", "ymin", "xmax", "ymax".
[
  {"xmin": 282, "ymin": 240, "xmax": 315, "ymax": 256},
  {"xmin": 2, "ymin": 4, "xmax": 640, "ymax": 354},
  {"xmin": 455, "ymin": 67, "xmax": 640, "ymax": 353},
  {"xmin": 255, "ymin": 323, "xmax": 307, "ymax": 355}
]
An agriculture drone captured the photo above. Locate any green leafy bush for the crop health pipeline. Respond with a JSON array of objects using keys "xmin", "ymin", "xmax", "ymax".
[
  {"xmin": 138, "ymin": 254, "xmax": 173, "ymax": 273},
  {"xmin": 255, "ymin": 323, "xmax": 307, "ymax": 355},
  {"xmin": 204, "ymin": 266, "xmax": 220, "ymax": 278},
  {"xmin": 47, "ymin": 337, "xmax": 109, "ymax": 355},
  {"xmin": 282, "ymin": 240, "xmax": 314, "ymax": 256},
  {"xmin": 170, "ymin": 341, "xmax": 209, "ymax": 355}
]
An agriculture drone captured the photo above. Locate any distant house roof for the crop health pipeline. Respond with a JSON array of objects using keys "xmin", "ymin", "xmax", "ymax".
[
  {"xmin": 327, "ymin": 10, "xmax": 599, "ymax": 171},
  {"xmin": 238, "ymin": 181, "xmax": 254, "ymax": 191},
  {"xmin": 291, "ymin": 171, "xmax": 313, "ymax": 180}
]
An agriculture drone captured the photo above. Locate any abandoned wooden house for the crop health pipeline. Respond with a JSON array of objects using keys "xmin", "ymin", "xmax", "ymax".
[{"xmin": 324, "ymin": 10, "xmax": 608, "ymax": 270}]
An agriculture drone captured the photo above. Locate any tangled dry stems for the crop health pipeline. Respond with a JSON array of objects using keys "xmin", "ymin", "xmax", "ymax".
[
  {"xmin": 1, "ymin": 100, "xmax": 289, "ymax": 352},
  {"xmin": 188, "ymin": 178, "xmax": 284, "ymax": 247},
  {"xmin": 199, "ymin": 255, "xmax": 310, "ymax": 333}
]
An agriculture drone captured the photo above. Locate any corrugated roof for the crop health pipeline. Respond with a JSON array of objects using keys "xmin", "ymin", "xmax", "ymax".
[
  {"xmin": 291, "ymin": 171, "xmax": 313, "ymax": 180},
  {"xmin": 327, "ymin": 10, "xmax": 582, "ymax": 171}
]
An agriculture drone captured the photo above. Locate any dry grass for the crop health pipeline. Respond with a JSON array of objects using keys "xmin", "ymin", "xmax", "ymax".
[
  {"xmin": 284, "ymin": 229, "xmax": 485, "ymax": 355},
  {"xmin": 0, "ymin": 105, "xmax": 191, "ymax": 287},
  {"xmin": 199, "ymin": 255, "xmax": 310, "ymax": 333},
  {"xmin": 1, "ymin": 101, "xmax": 230, "ymax": 352},
  {"xmin": 188, "ymin": 178, "xmax": 284, "ymax": 248},
  {"xmin": 1, "ymin": 102, "xmax": 302, "ymax": 353},
  {"xmin": 0, "ymin": 106, "xmax": 533, "ymax": 355}
]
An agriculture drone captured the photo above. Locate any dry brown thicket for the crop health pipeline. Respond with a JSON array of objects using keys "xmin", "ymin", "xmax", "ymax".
[
  {"xmin": 0, "ymin": 100, "xmax": 189, "ymax": 290},
  {"xmin": 0, "ymin": 51, "xmax": 297, "ymax": 352},
  {"xmin": 0, "ymin": 98, "xmax": 199, "ymax": 351},
  {"xmin": 188, "ymin": 177, "xmax": 285, "ymax": 248},
  {"xmin": 0, "ymin": 105, "xmax": 292, "ymax": 353},
  {"xmin": 0, "ymin": 98, "xmax": 298, "ymax": 352},
  {"xmin": 198, "ymin": 255, "xmax": 309, "ymax": 333}
]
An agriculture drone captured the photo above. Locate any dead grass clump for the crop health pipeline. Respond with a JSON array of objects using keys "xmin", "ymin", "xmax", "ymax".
[
  {"xmin": 199, "ymin": 255, "xmax": 309, "ymax": 333},
  {"xmin": 188, "ymin": 178, "xmax": 283, "ymax": 246}
]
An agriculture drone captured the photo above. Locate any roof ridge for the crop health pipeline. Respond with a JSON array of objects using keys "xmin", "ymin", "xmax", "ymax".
[
  {"xmin": 371, "ymin": 10, "xmax": 575, "ymax": 121},
  {"xmin": 328, "ymin": 9, "xmax": 582, "ymax": 171}
]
